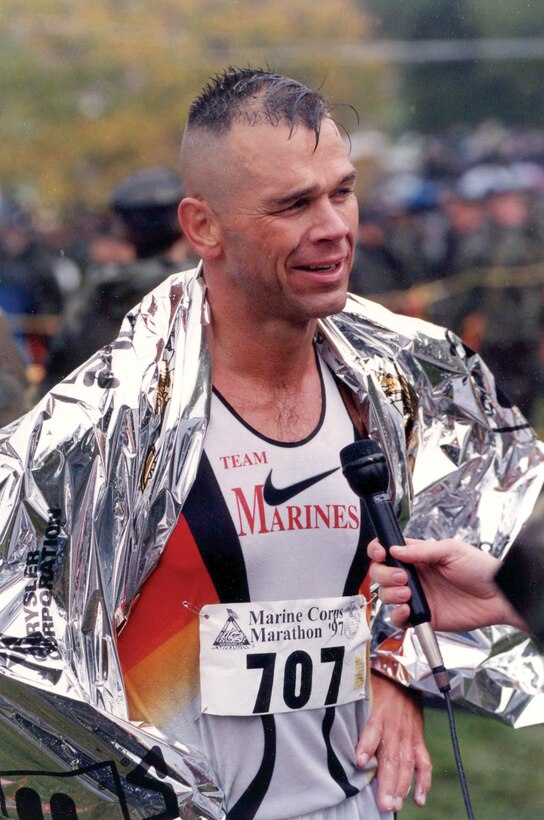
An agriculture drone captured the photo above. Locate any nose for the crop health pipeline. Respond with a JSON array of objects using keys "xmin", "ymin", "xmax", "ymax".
[{"xmin": 308, "ymin": 198, "xmax": 350, "ymax": 244}]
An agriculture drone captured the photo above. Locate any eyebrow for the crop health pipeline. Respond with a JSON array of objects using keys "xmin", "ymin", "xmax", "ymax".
[{"xmin": 267, "ymin": 170, "xmax": 357, "ymax": 209}]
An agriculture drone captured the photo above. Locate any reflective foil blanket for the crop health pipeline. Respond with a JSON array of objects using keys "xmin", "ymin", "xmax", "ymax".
[{"xmin": 0, "ymin": 265, "xmax": 543, "ymax": 816}]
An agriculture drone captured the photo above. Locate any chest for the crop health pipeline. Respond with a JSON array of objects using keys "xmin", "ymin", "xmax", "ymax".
[{"xmin": 203, "ymin": 364, "xmax": 365, "ymax": 600}]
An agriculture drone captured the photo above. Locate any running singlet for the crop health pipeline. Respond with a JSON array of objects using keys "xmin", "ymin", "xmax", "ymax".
[{"xmin": 117, "ymin": 355, "xmax": 379, "ymax": 819}]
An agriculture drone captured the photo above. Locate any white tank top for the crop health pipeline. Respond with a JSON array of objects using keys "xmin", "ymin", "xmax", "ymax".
[
  {"xmin": 204, "ymin": 356, "xmax": 362, "ymax": 602},
  {"xmin": 186, "ymin": 354, "xmax": 380, "ymax": 819},
  {"xmin": 119, "ymin": 353, "xmax": 386, "ymax": 819}
]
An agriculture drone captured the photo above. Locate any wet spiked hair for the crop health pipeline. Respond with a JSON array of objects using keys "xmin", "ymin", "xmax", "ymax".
[{"xmin": 187, "ymin": 66, "xmax": 331, "ymax": 145}]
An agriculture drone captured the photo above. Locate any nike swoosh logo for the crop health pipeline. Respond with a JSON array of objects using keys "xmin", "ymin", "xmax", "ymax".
[{"xmin": 263, "ymin": 467, "xmax": 340, "ymax": 506}]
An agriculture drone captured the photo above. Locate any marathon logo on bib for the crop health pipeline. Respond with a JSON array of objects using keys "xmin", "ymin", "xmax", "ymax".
[
  {"xmin": 213, "ymin": 609, "xmax": 251, "ymax": 649},
  {"xmin": 200, "ymin": 595, "xmax": 370, "ymax": 716}
]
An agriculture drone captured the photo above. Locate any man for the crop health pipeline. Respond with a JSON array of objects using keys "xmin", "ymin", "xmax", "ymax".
[
  {"xmin": 117, "ymin": 69, "xmax": 428, "ymax": 819},
  {"xmin": 0, "ymin": 68, "xmax": 542, "ymax": 818}
]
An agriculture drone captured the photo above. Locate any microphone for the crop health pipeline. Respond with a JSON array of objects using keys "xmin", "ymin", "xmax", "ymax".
[{"xmin": 340, "ymin": 438, "xmax": 450, "ymax": 693}]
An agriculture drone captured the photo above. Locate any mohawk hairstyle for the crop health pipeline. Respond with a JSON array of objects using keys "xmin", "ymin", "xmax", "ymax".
[{"xmin": 187, "ymin": 66, "xmax": 331, "ymax": 145}]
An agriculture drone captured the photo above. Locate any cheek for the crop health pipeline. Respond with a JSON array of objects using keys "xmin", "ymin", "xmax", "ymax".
[
  {"xmin": 265, "ymin": 228, "xmax": 300, "ymax": 265},
  {"xmin": 346, "ymin": 202, "xmax": 359, "ymax": 240}
]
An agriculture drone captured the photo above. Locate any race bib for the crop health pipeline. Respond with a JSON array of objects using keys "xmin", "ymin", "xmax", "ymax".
[{"xmin": 199, "ymin": 595, "xmax": 370, "ymax": 716}]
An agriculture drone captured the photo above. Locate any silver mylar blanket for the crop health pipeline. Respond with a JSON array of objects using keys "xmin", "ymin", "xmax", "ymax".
[{"xmin": 0, "ymin": 263, "xmax": 543, "ymax": 817}]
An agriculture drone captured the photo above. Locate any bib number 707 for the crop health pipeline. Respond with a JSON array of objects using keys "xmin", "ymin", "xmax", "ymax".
[{"xmin": 247, "ymin": 646, "xmax": 345, "ymax": 713}]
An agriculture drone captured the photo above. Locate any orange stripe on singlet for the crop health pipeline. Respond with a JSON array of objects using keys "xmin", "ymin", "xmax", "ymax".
[{"xmin": 117, "ymin": 514, "xmax": 219, "ymax": 727}]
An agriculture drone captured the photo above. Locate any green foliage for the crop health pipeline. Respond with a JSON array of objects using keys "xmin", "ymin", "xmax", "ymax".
[
  {"xmin": 5, "ymin": 1, "xmax": 544, "ymax": 209},
  {"xmin": 363, "ymin": 0, "xmax": 544, "ymax": 131},
  {"xmin": 472, "ymin": 0, "xmax": 544, "ymax": 38},
  {"xmin": 403, "ymin": 706, "xmax": 544, "ymax": 819},
  {"xmin": 361, "ymin": 0, "xmax": 478, "ymax": 41},
  {"xmin": 0, "ymin": 0, "xmax": 382, "ymax": 212}
]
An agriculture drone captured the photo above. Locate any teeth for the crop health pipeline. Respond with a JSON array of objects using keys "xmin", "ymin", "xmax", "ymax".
[{"xmin": 307, "ymin": 263, "xmax": 336, "ymax": 271}]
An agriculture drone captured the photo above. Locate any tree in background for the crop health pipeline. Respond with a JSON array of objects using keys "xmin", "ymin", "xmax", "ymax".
[
  {"xmin": 364, "ymin": 0, "xmax": 544, "ymax": 131},
  {"xmin": 0, "ymin": 0, "xmax": 381, "ymax": 214}
]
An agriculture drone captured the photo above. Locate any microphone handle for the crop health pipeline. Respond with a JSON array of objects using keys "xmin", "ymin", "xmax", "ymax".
[{"xmin": 364, "ymin": 491, "xmax": 432, "ymax": 627}]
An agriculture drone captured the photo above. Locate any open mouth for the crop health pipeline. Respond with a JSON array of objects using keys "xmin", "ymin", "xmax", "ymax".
[
  {"xmin": 298, "ymin": 262, "xmax": 340, "ymax": 272},
  {"xmin": 294, "ymin": 259, "xmax": 345, "ymax": 274}
]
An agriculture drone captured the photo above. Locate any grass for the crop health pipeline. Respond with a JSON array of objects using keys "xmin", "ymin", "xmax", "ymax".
[{"xmin": 401, "ymin": 704, "xmax": 544, "ymax": 819}]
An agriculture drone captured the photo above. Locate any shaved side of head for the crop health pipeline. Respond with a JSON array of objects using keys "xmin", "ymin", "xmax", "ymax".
[{"xmin": 180, "ymin": 128, "xmax": 242, "ymax": 214}]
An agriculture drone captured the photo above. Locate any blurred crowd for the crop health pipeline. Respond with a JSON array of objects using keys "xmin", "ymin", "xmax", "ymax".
[
  {"xmin": 351, "ymin": 119, "xmax": 544, "ymax": 423},
  {"xmin": 0, "ymin": 167, "xmax": 195, "ymax": 426},
  {"xmin": 2, "ymin": 119, "xmax": 544, "ymax": 429}
]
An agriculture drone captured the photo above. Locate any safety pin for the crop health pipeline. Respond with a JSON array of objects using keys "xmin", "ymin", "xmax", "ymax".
[{"xmin": 181, "ymin": 600, "xmax": 201, "ymax": 615}]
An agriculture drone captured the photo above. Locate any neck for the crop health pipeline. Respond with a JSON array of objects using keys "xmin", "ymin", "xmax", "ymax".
[
  {"xmin": 206, "ymin": 284, "xmax": 323, "ymax": 442},
  {"xmin": 211, "ymin": 319, "xmax": 322, "ymax": 443},
  {"xmin": 212, "ymin": 314, "xmax": 318, "ymax": 387},
  {"xmin": 204, "ymin": 268, "xmax": 319, "ymax": 388}
]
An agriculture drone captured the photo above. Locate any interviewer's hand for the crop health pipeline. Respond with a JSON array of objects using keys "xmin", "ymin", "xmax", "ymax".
[{"xmin": 368, "ymin": 537, "xmax": 524, "ymax": 632}]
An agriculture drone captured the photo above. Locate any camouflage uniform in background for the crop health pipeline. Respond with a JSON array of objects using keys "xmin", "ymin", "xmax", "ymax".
[
  {"xmin": 0, "ymin": 308, "xmax": 29, "ymax": 426},
  {"xmin": 429, "ymin": 187, "xmax": 493, "ymax": 330},
  {"xmin": 473, "ymin": 204, "xmax": 544, "ymax": 419},
  {"xmin": 42, "ymin": 255, "xmax": 188, "ymax": 391},
  {"xmin": 432, "ymin": 166, "xmax": 544, "ymax": 421},
  {"xmin": 348, "ymin": 211, "xmax": 408, "ymax": 298},
  {"xmin": 42, "ymin": 168, "xmax": 194, "ymax": 393}
]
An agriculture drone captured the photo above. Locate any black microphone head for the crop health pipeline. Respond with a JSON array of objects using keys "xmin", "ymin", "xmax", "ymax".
[{"xmin": 340, "ymin": 439, "xmax": 389, "ymax": 498}]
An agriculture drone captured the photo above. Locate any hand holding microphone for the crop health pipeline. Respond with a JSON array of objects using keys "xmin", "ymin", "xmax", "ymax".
[
  {"xmin": 340, "ymin": 439, "xmax": 450, "ymax": 693},
  {"xmin": 341, "ymin": 439, "xmax": 485, "ymax": 818},
  {"xmin": 342, "ymin": 440, "xmax": 529, "ymax": 639},
  {"xmin": 369, "ymin": 538, "xmax": 529, "ymax": 635}
]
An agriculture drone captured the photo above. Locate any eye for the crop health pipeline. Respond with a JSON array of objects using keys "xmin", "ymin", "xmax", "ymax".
[
  {"xmin": 278, "ymin": 198, "xmax": 308, "ymax": 213},
  {"xmin": 334, "ymin": 187, "xmax": 355, "ymax": 200}
]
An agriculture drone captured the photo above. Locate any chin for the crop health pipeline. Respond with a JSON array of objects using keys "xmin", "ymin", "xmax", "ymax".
[
  {"xmin": 304, "ymin": 290, "xmax": 349, "ymax": 321},
  {"xmin": 321, "ymin": 285, "xmax": 349, "ymax": 314}
]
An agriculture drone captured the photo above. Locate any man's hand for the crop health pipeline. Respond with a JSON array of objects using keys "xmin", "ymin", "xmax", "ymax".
[
  {"xmin": 357, "ymin": 672, "xmax": 431, "ymax": 812},
  {"xmin": 368, "ymin": 537, "xmax": 525, "ymax": 632}
]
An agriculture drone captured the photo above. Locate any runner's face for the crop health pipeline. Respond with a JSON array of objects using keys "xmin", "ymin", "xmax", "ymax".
[{"xmin": 212, "ymin": 118, "xmax": 358, "ymax": 324}]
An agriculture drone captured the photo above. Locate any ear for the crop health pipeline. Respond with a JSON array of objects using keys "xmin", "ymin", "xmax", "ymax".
[{"xmin": 177, "ymin": 197, "xmax": 223, "ymax": 260}]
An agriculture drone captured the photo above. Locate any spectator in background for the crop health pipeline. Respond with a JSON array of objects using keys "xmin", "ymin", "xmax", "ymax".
[
  {"xmin": 456, "ymin": 165, "xmax": 544, "ymax": 418},
  {"xmin": 42, "ymin": 167, "xmax": 194, "ymax": 392},
  {"xmin": 349, "ymin": 177, "xmax": 452, "ymax": 318},
  {"xmin": 380, "ymin": 174, "xmax": 446, "ymax": 288},
  {"xmin": 428, "ymin": 174, "xmax": 492, "ymax": 331},
  {"xmin": 348, "ymin": 208, "xmax": 406, "ymax": 298},
  {"xmin": 0, "ymin": 308, "xmax": 29, "ymax": 426},
  {"xmin": 350, "ymin": 147, "xmax": 544, "ymax": 422},
  {"xmin": 0, "ymin": 200, "xmax": 63, "ymax": 377}
]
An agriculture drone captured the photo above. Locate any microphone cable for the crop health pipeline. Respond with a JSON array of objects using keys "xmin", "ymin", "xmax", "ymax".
[
  {"xmin": 340, "ymin": 439, "xmax": 475, "ymax": 820},
  {"xmin": 443, "ymin": 687, "xmax": 475, "ymax": 820}
]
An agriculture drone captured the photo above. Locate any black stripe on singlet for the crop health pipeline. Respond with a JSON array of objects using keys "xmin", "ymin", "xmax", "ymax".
[
  {"xmin": 344, "ymin": 501, "xmax": 374, "ymax": 598},
  {"xmin": 322, "ymin": 707, "xmax": 359, "ymax": 799},
  {"xmin": 182, "ymin": 452, "xmax": 276, "ymax": 820},
  {"xmin": 321, "ymin": 501, "xmax": 374, "ymax": 799},
  {"xmin": 227, "ymin": 714, "xmax": 277, "ymax": 820},
  {"xmin": 183, "ymin": 451, "xmax": 250, "ymax": 603}
]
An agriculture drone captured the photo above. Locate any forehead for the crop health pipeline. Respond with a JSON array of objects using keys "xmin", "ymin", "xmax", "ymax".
[{"xmin": 226, "ymin": 118, "xmax": 354, "ymax": 195}]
